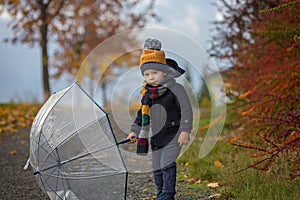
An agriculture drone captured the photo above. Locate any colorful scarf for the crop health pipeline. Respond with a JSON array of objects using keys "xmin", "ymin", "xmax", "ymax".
[
  {"xmin": 140, "ymin": 82, "xmax": 168, "ymax": 135},
  {"xmin": 136, "ymin": 79, "xmax": 174, "ymax": 154}
]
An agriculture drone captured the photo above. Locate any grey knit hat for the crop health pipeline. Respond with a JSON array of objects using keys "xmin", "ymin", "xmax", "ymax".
[{"xmin": 143, "ymin": 38, "xmax": 162, "ymax": 50}]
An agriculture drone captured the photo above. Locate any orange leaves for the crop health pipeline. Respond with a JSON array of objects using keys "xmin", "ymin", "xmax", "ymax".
[
  {"xmin": 7, "ymin": 0, "xmax": 20, "ymax": 5},
  {"xmin": 228, "ymin": 133, "xmax": 242, "ymax": 144},
  {"xmin": 184, "ymin": 162, "xmax": 190, "ymax": 167},
  {"xmin": 286, "ymin": 43, "xmax": 297, "ymax": 52},
  {"xmin": 210, "ymin": 0, "xmax": 300, "ymax": 179},
  {"xmin": 200, "ymin": 112, "xmax": 226, "ymax": 130},
  {"xmin": 285, "ymin": 132, "xmax": 300, "ymax": 145},
  {"xmin": 129, "ymin": 103, "xmax": 140, "ymax": 111},
  {"xmin": 187, "ymin": 178, "xmax": 201, "ymax": 184},
  {"xmin": 0, "ymin": 103, "xmax": 40, "ymax": 135},
  {"xmin": 214, "ymin": 160, "xmax": 224, "ymax": 168},
  {"xmin": 9, "ymin": 150, "xmax": 17, "ymax": 155},
  {"xmin": 239, "ymin": 90, "xmax": 251, "ymax": 99},
  {"xmin": 187, "ymin": 190, "xmax": 193, "ymax": 195},
  {"xmin": 240, "ymin": 107, "xmax": 255, "ymax": 116},
  {"xmin": 22, "ymin": 21, "xmax": 32, "ymax": 29}
]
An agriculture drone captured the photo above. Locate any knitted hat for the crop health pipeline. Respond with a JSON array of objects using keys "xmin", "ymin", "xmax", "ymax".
[
  {"xmin": 140, "ymin": 38, "xmax": 168, "ymax": 75},
  {"xmin": 140, "ymin": 39, "xmax": 185, "ymax": 78}
]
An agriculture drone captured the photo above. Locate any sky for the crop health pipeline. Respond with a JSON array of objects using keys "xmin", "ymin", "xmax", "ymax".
[{"xmin": 0, "ymin": 0, "xmax": 219, "ymax": 103}]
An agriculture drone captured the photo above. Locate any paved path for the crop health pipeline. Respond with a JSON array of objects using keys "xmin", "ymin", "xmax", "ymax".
[{"xmin": 0, "ymin": 128, "xmax": 216, "ymax": 200}]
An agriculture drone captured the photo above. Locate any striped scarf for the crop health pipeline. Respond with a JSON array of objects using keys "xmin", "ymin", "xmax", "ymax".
[
  {"xmin": 136, "ymin": 79, "xmax": 175, "ymax": 155},
  {"xmin": 139, "ymin": 80, "xmax": 175, "ymax": 138}
]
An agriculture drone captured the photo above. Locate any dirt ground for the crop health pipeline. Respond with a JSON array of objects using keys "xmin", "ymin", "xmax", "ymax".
[
  {"xmin": 0, "ymin": 128, "xmax": 48, "ymax": 199},
  {"xmin": 0, "ymin": 128, "xmax": 215, "ymax": 200}
]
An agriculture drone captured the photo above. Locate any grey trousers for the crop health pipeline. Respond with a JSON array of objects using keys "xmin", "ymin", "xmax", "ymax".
[{"xmin": 152, "ymin": 136, "xmax": 181, "ymax": 197}]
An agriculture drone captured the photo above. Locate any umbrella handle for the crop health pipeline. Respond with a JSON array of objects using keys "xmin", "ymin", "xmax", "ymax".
[{"xmin": 117, "ymin": 136, "xmax": 136, "ymax": 145}]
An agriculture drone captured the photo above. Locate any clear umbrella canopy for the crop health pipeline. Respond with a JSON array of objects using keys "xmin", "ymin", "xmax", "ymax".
[{"xmin": 29, "ymin": 82, "xmax": 128, "ymax": 200}]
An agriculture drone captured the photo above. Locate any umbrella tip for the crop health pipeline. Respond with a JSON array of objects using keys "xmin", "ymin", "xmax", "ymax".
[{"xmin": 33, "ymin": 170, "xmax": 40, "ymax": 175}]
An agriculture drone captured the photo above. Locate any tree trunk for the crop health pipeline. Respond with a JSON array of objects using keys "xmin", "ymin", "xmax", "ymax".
[{"xmin": 40, "ymin": 3, "xmax": 51, "ymax": 102}]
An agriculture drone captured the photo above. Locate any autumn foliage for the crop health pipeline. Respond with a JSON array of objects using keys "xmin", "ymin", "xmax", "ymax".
[
  {"xmin": 0, "ymin": 104, "xmax": 40, "ymax": 135},
  {"xmin": 212, "ymin": 0, "xmax": 300, "ymax": 178},
  {"xmin": 0, "ymin": 0, "xmax": 156, "ymax": 101}
]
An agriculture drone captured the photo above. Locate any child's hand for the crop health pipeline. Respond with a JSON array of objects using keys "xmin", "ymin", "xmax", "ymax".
[
  {"xmin": 127, "ymin": 132, "xmax": 137, "ymax": 144},
  {"xmin": 178, "ymin": 131, "xmax": 190, "ymax": 146}
]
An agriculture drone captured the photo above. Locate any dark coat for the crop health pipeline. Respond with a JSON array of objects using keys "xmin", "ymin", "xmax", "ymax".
[{"xmin": 131, "ymin": 82, "xmax": 193, "ymax": 147}]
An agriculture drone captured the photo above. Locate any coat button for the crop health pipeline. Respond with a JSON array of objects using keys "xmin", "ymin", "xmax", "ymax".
[{"xmin": 171, "ymin": 121, "xmax": 175, "ymax": 126}]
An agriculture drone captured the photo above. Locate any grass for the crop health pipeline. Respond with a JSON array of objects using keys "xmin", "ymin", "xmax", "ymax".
[{"xmin": 177, "ymin": 114, "xmax": 300, "ymax": 200}]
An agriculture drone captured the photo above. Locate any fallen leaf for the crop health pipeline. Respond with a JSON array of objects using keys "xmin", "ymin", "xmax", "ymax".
[
  {"xmin": 10, "ymin": 150, "xmax": 17, "ymax": 155},
  {"xmin": 0, "ymin": 103, "xmax": 40, "ymax": 134},
  {"xmin": 184, "ymin": 162, "xmax": 190, "ymax": 167},
  {"xmin": 20, "ymin": 140, "xmax": 26, "ymax": 145},
  {"xmin": 214, "ymin": 160, "xmax": 224, "ymax": 168},
  {"xmin": 187, "ymin": 190, "xmax": 193, "ymax": 195},
  {"xmin": 187, "ymin": 178, "xmax": 201, "ymax": 184},
  {"xmin": 208, "ymin": 193, "xmax": 222, "ymax": 199},
  {"xmin": 195, "ymin": 179, "xmax": 201, "ymax": 184},
  {"xmin": 207, "ymin": 182, "xmax": 222, "ymax": 188}
]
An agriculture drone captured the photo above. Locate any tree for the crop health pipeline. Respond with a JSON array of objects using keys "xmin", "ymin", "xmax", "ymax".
[
  {"xmin": 0, "ymin": 0, "xmax": 156, "ymax": 102},
  {"xmin": 210, "ymin": 0, "xmax": 300, "ymax": 177},
  {"xmin": 209, "ymin": 0, "xmax": 275, "ymax": 65},
  {"xmin": 0, "ymin": 0, "xmax": 66, "ymax": 101},
  {"xmin": 49, "ymin": 0, "xmax": 157, "ymax": 106}
]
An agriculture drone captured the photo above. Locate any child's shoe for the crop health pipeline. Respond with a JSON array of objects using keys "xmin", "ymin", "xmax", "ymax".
[{"xmin": 156, "ymin": 192, "xmax": 175, "ymax": 200}]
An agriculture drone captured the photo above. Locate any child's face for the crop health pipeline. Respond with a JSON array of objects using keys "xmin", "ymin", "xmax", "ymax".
[{"xmin": 143, "ymin": 69, "xmax": 166, "ymax": 86}]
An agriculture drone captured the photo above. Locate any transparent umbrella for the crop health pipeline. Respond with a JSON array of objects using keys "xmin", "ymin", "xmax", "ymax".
[{"xmin": 28, "ymin": 82, "xmax": 129, "ymax": 200}]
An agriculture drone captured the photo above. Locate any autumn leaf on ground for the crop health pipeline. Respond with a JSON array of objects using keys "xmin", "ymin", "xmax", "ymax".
[
  {"xmin": 9, "ymin": 150, "xmax": 17, "ymax": 155},
  {"xmin": 207, "ymin": 182, "xmax": 222, "ymax": 188},
  {"xmin": 214, "ymin": 160, "xmax": 224, "ymax": 168},
  {"xmin": 142, "ymin": 188, "xmax": 149, "ymax": 192},
  {"xmin": 208, "ymin": 193, "xmax": 222, "ymax": 199},
  {"xmin": 187, "ymin": 178, "xmax": 201, "ymax": 184},
  {"xmin": 0, "ymin": 103, "xmax": 40, "ymax": 135}
]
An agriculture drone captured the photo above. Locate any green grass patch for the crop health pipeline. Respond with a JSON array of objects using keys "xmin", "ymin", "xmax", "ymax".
[{"xmin": 177, "ymin": 115, "xmax": 300, "ymax": 200}]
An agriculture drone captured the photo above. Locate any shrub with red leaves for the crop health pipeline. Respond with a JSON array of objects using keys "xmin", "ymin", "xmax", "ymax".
[{"xmin": 212, "ymin": 0, "xmax": 300, "ymax": 178}]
